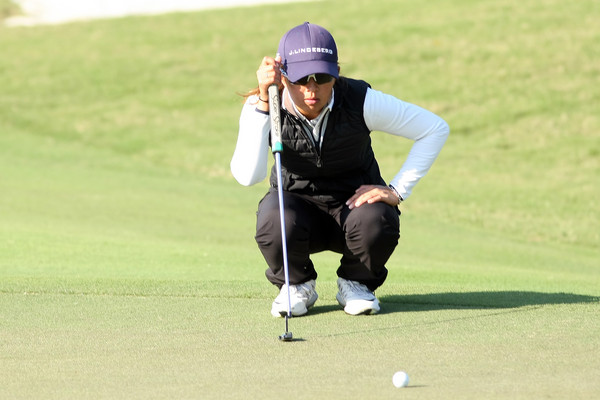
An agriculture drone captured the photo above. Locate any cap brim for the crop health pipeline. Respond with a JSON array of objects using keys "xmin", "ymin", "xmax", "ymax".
[{"xmin": 285, "ymin": 60, "xmax": 339, "ymax": 83}]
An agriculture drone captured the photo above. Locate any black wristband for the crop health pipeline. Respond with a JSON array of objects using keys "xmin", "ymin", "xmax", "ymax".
[
  {"xmin": 258, "ymin": 97, "xmax": 269, "ymax": 103},
  {"xmin": 389, "ymin": 185, "xmax": 403, "ymax": 204}
]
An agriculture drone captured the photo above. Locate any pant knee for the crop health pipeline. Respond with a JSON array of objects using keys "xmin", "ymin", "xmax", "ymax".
[{"xmin": 345, "ymin": 203, "xmax": 399, "ymax": 247}]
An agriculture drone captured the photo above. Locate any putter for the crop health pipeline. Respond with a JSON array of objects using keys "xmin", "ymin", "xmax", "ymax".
[{"xmin": 268, "ymin": 82, "xmax": 294, "ymax": 342}]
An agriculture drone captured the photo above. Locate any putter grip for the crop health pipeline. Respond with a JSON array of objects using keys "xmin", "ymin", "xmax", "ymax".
[{"xmin": 268, "ymin": 84, "xmax": 283, "ymax": 153}]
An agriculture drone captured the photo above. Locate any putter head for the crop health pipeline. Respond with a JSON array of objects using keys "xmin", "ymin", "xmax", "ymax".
[{"xmin": 279, "ymin": 332, "xmax": 293, "ymax": 342}]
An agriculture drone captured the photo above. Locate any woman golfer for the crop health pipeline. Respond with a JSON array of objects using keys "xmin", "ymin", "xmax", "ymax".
[{"xmin": 231, "ymin": 22, "xmax": 449, "ymax": 316}]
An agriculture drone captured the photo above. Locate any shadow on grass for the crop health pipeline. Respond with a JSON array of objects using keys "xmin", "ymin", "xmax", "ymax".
[
  {"xmin": 379, "ymin": 291, "xmax": 599, "ymax": 314},
  {"xmin": 310, "ymin": 292, "xmax": 598, "ymax": 338},
  {"xmin": 310, "ymin": 304, "xmax": 343, "ymax": 316}
]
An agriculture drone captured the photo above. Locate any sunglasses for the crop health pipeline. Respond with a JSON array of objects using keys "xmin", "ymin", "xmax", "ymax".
[{"xmin": 288, "ymin": 73, "xmax": 335, "ymax": 86}]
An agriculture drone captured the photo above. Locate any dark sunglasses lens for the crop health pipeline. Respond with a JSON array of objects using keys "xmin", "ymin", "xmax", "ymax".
[
  {"xmin": 316, "ymin": 74, "xmax": 334, "ymax": 84},
  {"xmin": 294, "ymin": 74, "xmax": 334, "ymax": 85}
]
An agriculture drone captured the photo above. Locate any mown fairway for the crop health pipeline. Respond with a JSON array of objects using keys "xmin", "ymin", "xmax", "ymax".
[{"xmin": 1, "ymin": 0, "xmax": 598, "ymax": 398}]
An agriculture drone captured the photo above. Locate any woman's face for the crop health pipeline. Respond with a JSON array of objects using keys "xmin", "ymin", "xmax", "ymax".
[{"xmin": 283, "ymin": 73, "xmax": 337, "ymax": 120}]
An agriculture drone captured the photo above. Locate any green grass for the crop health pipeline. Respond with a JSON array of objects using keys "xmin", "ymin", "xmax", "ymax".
[
  {"xmin": 1, "ymin": 0, "xmax": 599, "ymax": 398},
  {"xmin": 0, "ymin": 0, "xmax": 20, "ymax": 19}
]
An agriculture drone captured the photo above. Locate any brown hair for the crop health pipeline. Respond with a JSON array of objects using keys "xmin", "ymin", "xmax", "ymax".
[
  {"xmin": 239, "ymin": 87, "xmax": 260, "ymax": 101},
  {"xmin": 238, "ymin": 83, "xmax": 285, "ymax": 103}
]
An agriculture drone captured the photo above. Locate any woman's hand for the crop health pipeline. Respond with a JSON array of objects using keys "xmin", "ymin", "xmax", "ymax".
[
  {"xmin": 346, "ymin": 185, "xmax": 400, "ymax": 209},
  {"xmin": 256, "ymin": 55, "xmax": 282, "ymax": 111}
]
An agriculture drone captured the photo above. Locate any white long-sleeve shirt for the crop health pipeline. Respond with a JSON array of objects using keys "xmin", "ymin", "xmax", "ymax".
[{"xmin": 230, "ymin": 86, "xmax": 449, "ymax": 201}]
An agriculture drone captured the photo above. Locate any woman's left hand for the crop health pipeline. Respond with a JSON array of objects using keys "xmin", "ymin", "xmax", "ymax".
[{"xmin": 346, "ymin": 185, "xmax": 400, "ymax": 209}]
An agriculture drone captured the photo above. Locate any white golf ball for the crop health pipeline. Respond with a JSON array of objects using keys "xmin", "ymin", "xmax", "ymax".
[{"xmin": 392, "ymin": 371, "xmax": 409, "ymax": 388}]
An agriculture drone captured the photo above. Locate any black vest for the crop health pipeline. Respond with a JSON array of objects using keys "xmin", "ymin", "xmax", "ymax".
[{"xmin": 270, "ymin": 77, "xmax": 386, "ymax": 202}]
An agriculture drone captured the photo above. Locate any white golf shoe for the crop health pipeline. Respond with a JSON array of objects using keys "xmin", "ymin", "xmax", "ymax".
[
  {"xmin": 271, "ymin": 279, "xmax": 318, "ymax": 317},
  {"xmin": 336, "ymin": 277, "xmax": 380, "ymax": 315}
]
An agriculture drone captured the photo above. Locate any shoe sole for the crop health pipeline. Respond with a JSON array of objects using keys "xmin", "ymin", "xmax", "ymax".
[
  {"xmin": 343, "ymin": 307, "xmax": 379, "ymax": 316},
  {"xmin": 336, "ymin": 293, "xmax": 380, "ymax": 315},
  {"xmin": 272, "ymin": 292, "xmax": 318, "ymax": 318}
]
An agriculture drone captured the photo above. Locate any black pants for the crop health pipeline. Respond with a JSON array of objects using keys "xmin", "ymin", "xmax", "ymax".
[{"xmin": 255, "ymin": 188, "xmax": 400, "ymax": 292}]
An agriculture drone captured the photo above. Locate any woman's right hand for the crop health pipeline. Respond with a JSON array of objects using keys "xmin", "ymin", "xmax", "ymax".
[{"xmin": 256, "ymin": 55, "xmax": 282, "ymax": 108}]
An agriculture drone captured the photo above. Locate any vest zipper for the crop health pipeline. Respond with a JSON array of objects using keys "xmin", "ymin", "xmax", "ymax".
[
  {"xmin": 316, "ymin": 156, "xmax": 322, "ymax": 168},
  {"xmin": 296, "ymin": 116, "xmax": 323, "ymax": 166}
]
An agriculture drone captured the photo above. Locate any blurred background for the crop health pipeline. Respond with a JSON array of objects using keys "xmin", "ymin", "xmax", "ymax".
[{"xmin": 5, "ymin": 0, "xmax": 305, "ymax": 25}]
